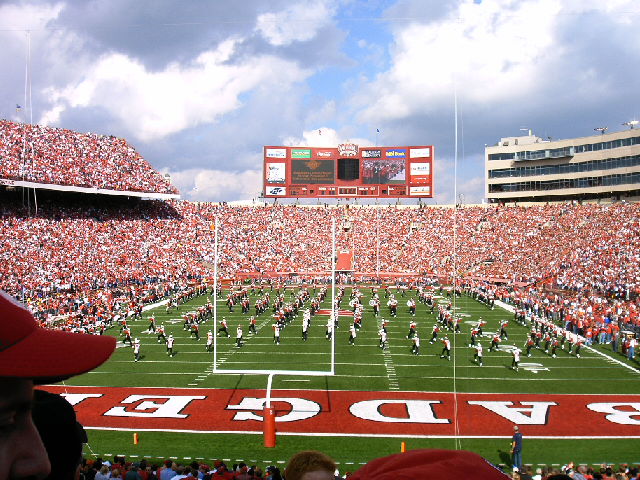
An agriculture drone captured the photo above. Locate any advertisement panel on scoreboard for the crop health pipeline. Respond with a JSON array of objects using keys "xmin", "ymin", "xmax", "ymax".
[
  {"xmin": 266, "ymin": 162, "xmax": 286, "ymax": 183},
  {"xmin": 361, "ymin": 149, "xmax": 381, "ymax": 158},
  {"xmin": 410, "ymin": 186, "xmax": 431, "ymax": 196},
  {"xmin": 266, "ymin": 186, "xmax": 287, "ymax": 196},
  {"xmin": 362, "ymin": 158, "xmax": 406, "ymax": 184},
  {"xmin": 265, "ymin": 148, "xmax": 287, "ymax": 158},
  {"xmin": 291, "ymin": 159, "xmax": 335, "ymax": 184},
  {"xmin": 410, "ymin": 147, "xmax": 431, "ymax": 158},
  {"xmin": 291, "ymin": 148, "xmax": 312, "ymax": 158},
  {"xmin": 315, "ymin": 150, "xmax": 335, "ymax": 159},
  {"xmin": 410, "ymin": 162, "xmax": 430, "ymax": 176}
]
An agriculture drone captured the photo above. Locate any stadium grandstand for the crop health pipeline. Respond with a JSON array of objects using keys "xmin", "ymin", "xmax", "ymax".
[
  {"xmin": 2, "ymin": 121, "xmax": 640, "ymax": 478},
  {"xmin": 3, "ymin": 197, "xmax": 639, "ymax": 312},
  {"xmin": 0, "ymin": 119, "xmax": 179, "ymax": 197}
]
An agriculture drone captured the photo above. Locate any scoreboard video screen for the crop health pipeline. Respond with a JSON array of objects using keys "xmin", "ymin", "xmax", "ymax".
[{"xmin": 263, "ymin": 144, "xmax": 433, "ymax": 198}]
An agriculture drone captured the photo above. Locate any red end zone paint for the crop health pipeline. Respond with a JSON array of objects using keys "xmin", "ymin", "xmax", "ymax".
[{"xmin": 42, "ymin": 386, "xmax": 640, "ymax": 438}]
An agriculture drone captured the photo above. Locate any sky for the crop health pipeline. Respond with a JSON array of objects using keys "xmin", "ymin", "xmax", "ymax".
[{"xmin": 1, "ymin": 0, "xmax": 640, "ymax": 204}]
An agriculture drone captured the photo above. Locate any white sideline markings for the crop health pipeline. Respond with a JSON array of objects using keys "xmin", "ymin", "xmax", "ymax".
[
  {"xmin": 84, "ymin": 370, "xmax": 639, "ymax": 382},
  {"xmin": 90, "ymin": 427, "xmax": 640, "ymax": 439},
  {"xmin": 494, "ymin": 300, "xmax": 639, "ymax": 374},
  {"xmin": 92, "ymin": 451, "xmax": 619, "ymax": 470},
  {"xmin": 583, "ymin": 344, "xmax": 640, "ymax": 375}
]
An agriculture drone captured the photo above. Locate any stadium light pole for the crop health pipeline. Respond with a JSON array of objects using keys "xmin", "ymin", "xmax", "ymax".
[
  {"xmin": 452, "ymin": 78, "xmax": 462, "ymax": 450},
  {"xmin": 376, "ymin": 209, "xmax": 380, "ymax": 282},
  {"xmin": 213, "ymin": 217, "xmax": 219, "ymax": 372},
  {"xmin": 331, "ymin": 217, "xmax": 336, "ymax": 375}
]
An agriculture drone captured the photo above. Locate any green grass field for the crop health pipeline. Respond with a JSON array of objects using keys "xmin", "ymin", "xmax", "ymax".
[{"xmin": 66, "ymin": 287, "xmax": 640, "ymax": 471}]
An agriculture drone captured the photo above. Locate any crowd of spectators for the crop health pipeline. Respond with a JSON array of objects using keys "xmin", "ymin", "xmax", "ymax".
[
  {"xmin": 75, "ymin": 455, "xmax": 640, "ymax": 480},
  {"xmin": 0, "ymin": 119, "xmax": 178, "ymax": 194},
  {"xmin": 2, "ymin": 121, "xmax": 639, "ymax": 479},
  {"xmin": 1, "ymin": 198, "xmax": 639, "ymax": 338}
]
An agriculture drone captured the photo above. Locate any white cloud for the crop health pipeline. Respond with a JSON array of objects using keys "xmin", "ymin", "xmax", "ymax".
[
  {"xmin": 40, "ymin": 38, "xmax": 312, "ymax": 141},
  {"xmin": 168, "ymin": 168, "xmax": 263, "ymax": 202},
  {"xmin": 305, "ymin": 100, "xmax": 338, "ymax": 127},
  {"xmin": 457, "ymin": 175, "xmax": 486, "ymax": 205},
  {"xmin": 0, "ymin": 2, "xmax": 63, "ymax": 34},
  {"xmin": 255, "ymin": 0, "xmax": 336, "ymax": 46},
  {"xmin": 355, "ymin": 0, "xmax": 640, "ymax": 124},
  {"xmin": 282, "ymin": 127, "xmax": 372, "ymax": 148},
  {"xmin": 356, "ymin": 0, "xmax": 560, "ymax": 122}
]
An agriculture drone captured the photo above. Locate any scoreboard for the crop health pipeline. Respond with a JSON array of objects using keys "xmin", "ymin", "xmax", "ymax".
[{"xmin": 263, "ymin": 143, "xmax": 433, "ymax": 198}]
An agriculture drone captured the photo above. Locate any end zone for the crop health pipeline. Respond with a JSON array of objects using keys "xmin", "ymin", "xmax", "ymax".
[{"xmin": 44, "ymin": 385, "xmax": 640, "ymax": 439}]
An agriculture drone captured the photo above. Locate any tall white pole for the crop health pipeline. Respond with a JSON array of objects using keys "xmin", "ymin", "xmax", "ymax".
[
  {"xmin": 452, "ymin": 79, "xmax": 461, "ymax": 450},
  {"xmin": 21, "ymin": 31, "xmax": 29, "ymax": 208},
  {"xmin": 27, "ymin": 31, "xmax": 37, "ymax": 215},
  {"xmin": 213, "ymin": 217, "xmax": 219, "ymax": 372},
  {"xmin": 331, "ymin": 217, "xmax": 336, "ymax": 375},
  {"xmin": 376, "ymin": 209, "xmax": 380, "ymax": 281}
]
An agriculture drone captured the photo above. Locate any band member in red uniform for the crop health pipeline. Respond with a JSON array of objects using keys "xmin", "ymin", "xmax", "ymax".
[
  {"xmin": 440, "ymin": 336, "xmax": 451, "ymax": 360},
  {"xmin": 489, "ymin": 333, "xmax": 501, "ymax": 352},
  {"xmin": 218, "ymin": 318, "xmax": 230, "ymax": 337}
]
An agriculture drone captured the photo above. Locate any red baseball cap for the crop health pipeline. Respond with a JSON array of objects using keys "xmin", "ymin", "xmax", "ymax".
[
  {"xmin": 0, "ymin": 291, "xmax": 116, "ymax": 383},
  {"xmin": 350, "ymin": 449, "xmax": 510, "ymax": 479}
]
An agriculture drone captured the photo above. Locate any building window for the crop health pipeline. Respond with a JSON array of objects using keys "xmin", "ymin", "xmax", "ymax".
[
  {"xmin": 488, "ymin": 154, "xmax": 640, "ymax": 179},
  {"xmin": 488, "ymin": 172, "xmax": 640, "ymax": 193}
]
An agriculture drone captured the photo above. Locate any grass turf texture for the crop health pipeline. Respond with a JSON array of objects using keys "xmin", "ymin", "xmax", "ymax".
[{"xmin": 66, "ymin": 287, "xmax": 640, "ymax": 465}]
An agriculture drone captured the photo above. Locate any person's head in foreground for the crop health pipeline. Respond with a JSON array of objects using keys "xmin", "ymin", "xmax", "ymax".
[
  {"xmin": 349, "ymin": 448, "xmax": 511, "ymax": 480},
  {"xmin": 32, "ymin": 389, "xmax": 89, "ymax": 480},
  {"xmin": 284, "ymin": 451, "xmax": 337, "ymax": 480},
  {"xmin": 0, "ymin": 290, "xmax": 116, "ymax": 480}
]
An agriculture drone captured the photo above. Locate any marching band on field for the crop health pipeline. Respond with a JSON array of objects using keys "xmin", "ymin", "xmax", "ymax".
[{"xmin": 119, "ymin": 284, "xmax": 595, "ymax": 371}]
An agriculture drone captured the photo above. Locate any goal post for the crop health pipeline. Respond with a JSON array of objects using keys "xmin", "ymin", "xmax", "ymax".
[{"xmin": 209, "ymin": 217, "xmax": 338, "ymax": 446}]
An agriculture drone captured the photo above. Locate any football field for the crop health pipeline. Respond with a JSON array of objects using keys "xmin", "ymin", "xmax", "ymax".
[{"xmin": 53, "ymin": 287, "xmax": 640, "ymax": 470}]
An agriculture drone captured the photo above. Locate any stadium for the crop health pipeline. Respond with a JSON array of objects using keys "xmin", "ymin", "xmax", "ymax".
[
  {"xmin": 1, "ymin": 116, "xmax": 640, "ymax": 479},
  {"xmin": 3, "ymin": 2, "xmax": 640, "ymax": 478}
]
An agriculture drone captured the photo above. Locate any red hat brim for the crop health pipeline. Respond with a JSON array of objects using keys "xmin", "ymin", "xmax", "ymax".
[
  {"xmin": 1, "ymin": 326, "xmax": 116, "ymax": 384},
  {"xmin": 350, "ymin": 449, "xmax": 510, "ymax": 479}
]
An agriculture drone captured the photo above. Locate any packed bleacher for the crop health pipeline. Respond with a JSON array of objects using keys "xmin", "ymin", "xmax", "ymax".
[
  {"xmin": 76, "ymin": 455, "xmax": 639, "ymax": 479},
  {"xmin": 1, "ymin": 199, "xmax": 639, "ymax": 331},
  {"xmin": 2, "ymin": 122, "xmax": 640, "ymax": 479},
  {"xmin": 0, "ymin": 119, "xmax": 178, "ymax": 194}
]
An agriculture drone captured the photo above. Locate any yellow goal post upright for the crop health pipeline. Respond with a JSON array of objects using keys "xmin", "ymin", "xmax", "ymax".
[{"xmin": 209, "ymin": 217, "xmax": 338, "ymax": 446}]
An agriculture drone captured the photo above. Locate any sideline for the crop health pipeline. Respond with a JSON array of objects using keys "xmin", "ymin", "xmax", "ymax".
[
  {"xmin": 142, "ymin": 298, "xmax": 170, "ymax": 312},
  {"xmin": 494, "ymin": 300, "xmax": 639, "ymax": 374}
]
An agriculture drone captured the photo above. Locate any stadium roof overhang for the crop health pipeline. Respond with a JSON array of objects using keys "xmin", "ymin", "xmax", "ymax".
[{"xmin": 0, "ymin": 178, "xmax": 180, "ymax": 200}]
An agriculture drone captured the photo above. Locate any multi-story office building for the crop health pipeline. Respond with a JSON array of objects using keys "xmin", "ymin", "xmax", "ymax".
[{"xmin": 485, "ymin": 127, "xmax": 640, "ymax": 203}]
